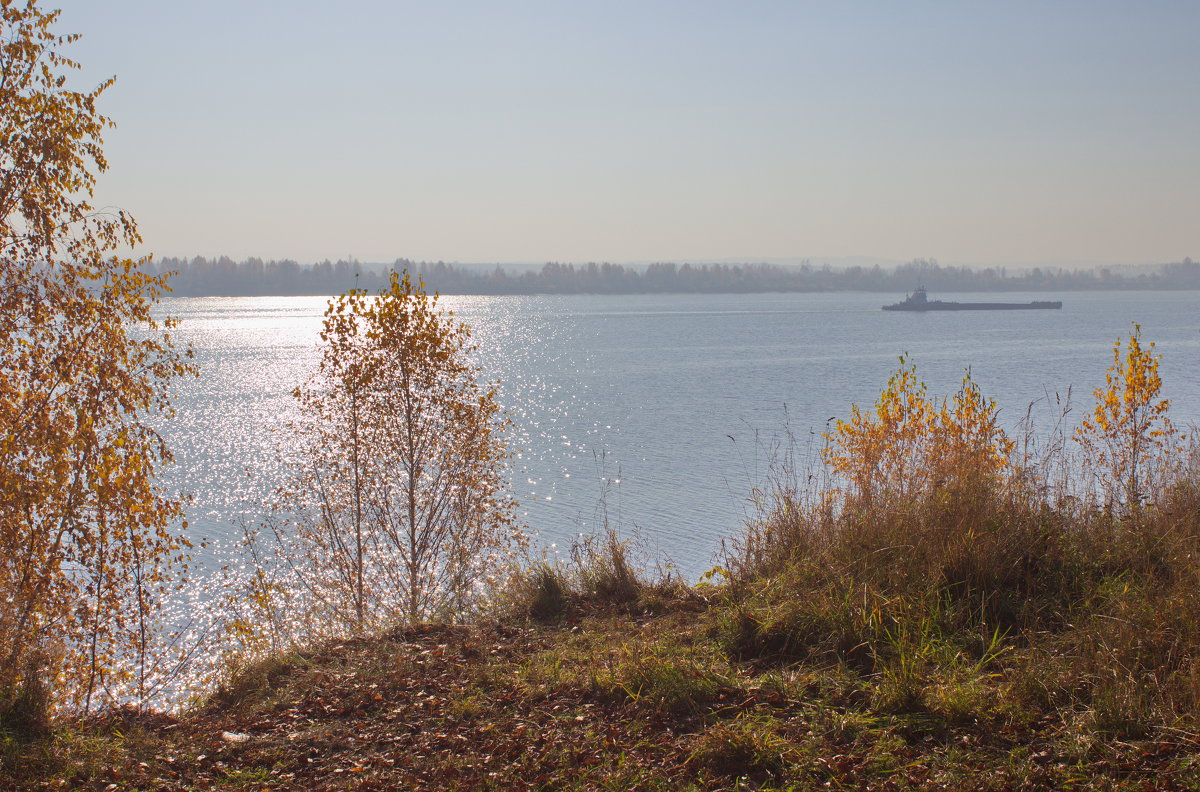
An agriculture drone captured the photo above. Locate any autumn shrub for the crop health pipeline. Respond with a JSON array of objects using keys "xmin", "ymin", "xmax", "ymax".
[
  {"xmin": 1075, "ymin": 324, "xmax": 1185, "ymax": 510},
  {"xmin": 728, "ymin": 362, "xmax": 1027, "ymax": 600},
  {"xmin": 822, "ymin": 358, "xmax": 1014, "ymax": 510}
]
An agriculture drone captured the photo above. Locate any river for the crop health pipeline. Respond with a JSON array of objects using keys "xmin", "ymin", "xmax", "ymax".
[{"xmin": 158, "ymin": 290, "xmax": 1200, "ymax": 581}]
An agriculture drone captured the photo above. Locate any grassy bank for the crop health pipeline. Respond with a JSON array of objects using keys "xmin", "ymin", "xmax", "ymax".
[{"xmin": 5, "ymin": 481, "xmax": 1200, "ymax": 791}]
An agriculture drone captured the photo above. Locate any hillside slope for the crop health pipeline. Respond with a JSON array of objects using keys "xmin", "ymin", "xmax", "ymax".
[{"xmin": 5, "ymin": 597, "xmax": 1199, "ymax": 791}]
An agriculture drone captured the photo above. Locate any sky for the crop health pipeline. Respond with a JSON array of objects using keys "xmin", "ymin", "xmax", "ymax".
[{"xmin": 53, "ymin": 1, "xmax": 1200, "ymax": 268}]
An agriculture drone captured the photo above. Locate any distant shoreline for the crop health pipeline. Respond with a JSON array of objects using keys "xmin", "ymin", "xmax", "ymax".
[{"xmin": 151, "ymin": 256, "xmax": 1200, "ymax": 298}]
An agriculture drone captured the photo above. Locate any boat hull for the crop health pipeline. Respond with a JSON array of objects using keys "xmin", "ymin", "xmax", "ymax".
[{"xmin": 882, "ymin": 301, "xmax": 1062, "ymax": 311}]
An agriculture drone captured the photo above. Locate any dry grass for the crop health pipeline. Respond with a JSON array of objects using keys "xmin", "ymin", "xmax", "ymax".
[
  {"xmin": 720, "ymin": 428, "xmax": 1200, "ymax": 746},
  {"xmin": 496, "ymin": 526, "xmax": 693, "ymax": 625}
]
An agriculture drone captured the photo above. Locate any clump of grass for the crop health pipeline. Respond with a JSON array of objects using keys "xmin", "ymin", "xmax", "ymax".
[
  {"xmin": 517, "ymin": 626, "xmax": 612, "ymax": 695},
  {"xmin": 596, "ymin": 638, "xmax": 733, "ymax": 714},
  {"xmin": 499, "ymin": 526, "xmax": 689, "ymax": 624},
  {"xmin": 0, "ymin": 655, "xmax": 53, "ymax": 744},
  {"xmin": 525, "ymin": 563, "xmax": 570, "ymax": 624},
  {"xmin": 719, "ymin": 572, "xmax": 886, "ymax": 668},
  {"xmin": 211, "ymin": 650, "xmax": 314, "ymax": 712},
  {"xmin": 519, "ymin": 623, "xmax": 735, "ymax": 715},
  {"xmin": 570, "ymin": 526, "xmax": 653, "ymax": 609},
  {"xmin": 689, "ymin": 715, "xmax": 793, "ymax": 782}
]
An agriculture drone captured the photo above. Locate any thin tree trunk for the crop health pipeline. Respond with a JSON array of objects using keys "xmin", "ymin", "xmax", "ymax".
[{"xmin": 351, "ymin": 389, "xmax": 364, "ymax": 628}]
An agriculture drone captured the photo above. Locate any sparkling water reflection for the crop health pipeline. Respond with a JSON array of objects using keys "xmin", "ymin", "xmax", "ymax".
[{"xmin": 158, "ymin": 291, "xmax": 1200, "ymax": 581}]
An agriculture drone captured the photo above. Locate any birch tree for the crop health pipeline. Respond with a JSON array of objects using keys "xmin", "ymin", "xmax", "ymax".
[
  {"xmin": 0, "ymin": 1, "xmax": 194, "ymax": 721},
  {"xmin": 280, "ymin": 272, "xmax": 522, "ymax": 631}
]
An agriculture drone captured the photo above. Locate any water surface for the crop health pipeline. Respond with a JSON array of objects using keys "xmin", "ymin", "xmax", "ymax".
[{"xmin": 159, "ymin": 291, "xmax": 1200, "ymax": 579}]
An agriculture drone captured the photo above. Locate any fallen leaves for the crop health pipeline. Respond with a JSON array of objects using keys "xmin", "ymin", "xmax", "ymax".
[{"xmin": 6, "ymin": 616, "xmax": 1200, "ymax": 791}]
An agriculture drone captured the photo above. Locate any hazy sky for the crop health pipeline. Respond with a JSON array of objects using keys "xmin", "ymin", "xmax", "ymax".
[{"xmin": 55, "ymin": 1, "xmax": 1199, "ymax": 267}]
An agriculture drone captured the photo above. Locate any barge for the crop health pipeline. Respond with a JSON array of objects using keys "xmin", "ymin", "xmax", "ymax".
[{"xmin": 882, "ymin": 287, "xmax": 1062, "ymax": 312}]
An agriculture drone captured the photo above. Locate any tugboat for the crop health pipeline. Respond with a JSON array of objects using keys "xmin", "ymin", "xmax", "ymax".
[{"xmin": 882, "ymin": 287, "xmax": 1062, "ymax": 312}]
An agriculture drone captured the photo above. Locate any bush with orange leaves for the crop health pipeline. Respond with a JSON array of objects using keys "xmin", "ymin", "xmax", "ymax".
[
  {"xmin": 1075, "ymin": 324, "xmax": 1185, "ymax": 510},
  {"xmin": 822, "ymin": 357, "xmax": 1015, "ymax": 508}
]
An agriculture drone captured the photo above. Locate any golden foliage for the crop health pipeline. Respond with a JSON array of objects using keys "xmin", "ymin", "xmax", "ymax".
[
  {"xmin": 243, "ymin": 272, "xmax": 523, "ymax": 643},
  {"xmin": 823, "ymin": 357, "xmax": 1014, "ymax": 504},
  {"xmin": 1075, "ymin": 324, "xmax": 1183, "ymax": 508},
  {"xmin": 931, "ymin": 372, "xmax": 1017, "ymax": 495},
  {"xmin": 0, "ymin": 2, "xmax": 194, "ymax": 715}
]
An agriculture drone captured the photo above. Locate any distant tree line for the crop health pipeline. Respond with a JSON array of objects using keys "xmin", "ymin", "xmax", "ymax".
[{"xmin": 148, "ymin": 256, "xmax": 1200, "ymax": 297}]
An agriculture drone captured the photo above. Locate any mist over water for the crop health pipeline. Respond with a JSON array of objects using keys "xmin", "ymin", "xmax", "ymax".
[{"xmin": 158, "ymin": 291, "xmax": 1200, "ymax": 581}]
